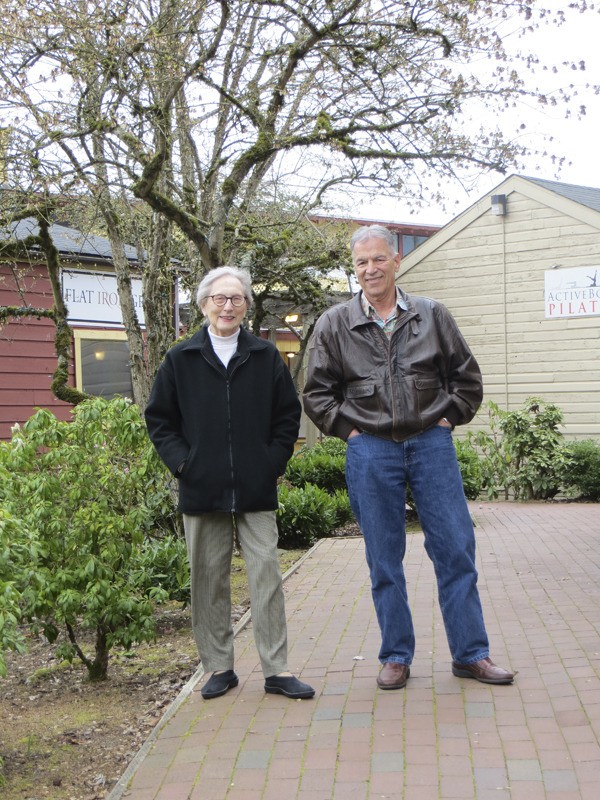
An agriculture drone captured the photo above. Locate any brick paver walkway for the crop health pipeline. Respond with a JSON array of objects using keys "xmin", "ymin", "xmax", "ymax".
[{"xmin": 109, "ymin": 502, "xmax": 600, "ymax": 800}]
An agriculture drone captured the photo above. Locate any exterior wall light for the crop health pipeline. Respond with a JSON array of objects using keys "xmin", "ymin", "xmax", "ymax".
[{"xmin": 491, "ymin": 194, "xmax": 507, "ymax": 216}]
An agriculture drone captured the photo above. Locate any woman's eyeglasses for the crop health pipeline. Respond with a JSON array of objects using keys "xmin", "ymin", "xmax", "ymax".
[{"xmin": 208, "ymin": 294, "xmax": 247, "ymax": 307}]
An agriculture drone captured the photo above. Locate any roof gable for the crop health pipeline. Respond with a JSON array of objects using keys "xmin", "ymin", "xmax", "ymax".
[{"xmin": 399, "ymin": 174, "xmax": 600, "ymax": 275}]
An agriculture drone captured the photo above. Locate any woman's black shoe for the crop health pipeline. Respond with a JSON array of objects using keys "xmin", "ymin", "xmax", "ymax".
[
  {"xmin": 264, "ymin": 675, "xmax": 315, "ymax": 699},
  {"xmin": 201, "ymin": 670, "xmax": 239, "ymax": 699}
]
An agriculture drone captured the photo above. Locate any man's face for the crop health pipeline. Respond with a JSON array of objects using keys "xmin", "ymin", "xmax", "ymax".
[{"xmin": 352, "ymin": 236, "xmax": 400, "ymax": 307}]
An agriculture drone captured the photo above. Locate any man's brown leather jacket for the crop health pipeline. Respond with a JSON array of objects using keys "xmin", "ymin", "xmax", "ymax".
[{"xmin": 302, "ymin": 289, "xmax": 483, "ymax": 442}]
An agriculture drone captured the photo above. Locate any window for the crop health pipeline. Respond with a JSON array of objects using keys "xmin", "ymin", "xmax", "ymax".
[
  {"xmin": 401, "ymin": 234, "xmax": 428, "ymax": 256},
  {"xmin": 74, "ymin": 330, "xmax": 133, "ymax": 400}
]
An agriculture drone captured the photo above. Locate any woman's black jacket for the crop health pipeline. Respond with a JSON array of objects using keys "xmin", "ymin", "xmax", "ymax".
[{"xmin": 145, "ymin": 326, "xmax": 301, "ymax": 514}]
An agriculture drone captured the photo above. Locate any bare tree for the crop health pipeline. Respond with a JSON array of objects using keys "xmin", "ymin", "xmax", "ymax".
[{"xmin": 0, "ymin": 0, "xmax": 595, "ymax": 401}]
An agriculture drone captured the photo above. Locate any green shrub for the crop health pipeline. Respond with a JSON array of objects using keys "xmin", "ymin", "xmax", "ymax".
[
  {"xmin": 500, "ymin": 398, "xmax": 572, "ymax": 500},
  {"xmin": 562, "ymin": 439, "xmax": 600, "ymax": 500},
  {"xmin": 277, "ymin": 483, "xmax": 338, "ymax": 548},
  {"xmin": 329, "ymin": 488, "xmax": 355, "ymax": 528},
  {"xmin": 0, "ymin": 508, "xmax": 44, "ymax": 678},
  {"xmin": 468, "ymin": 402, "xmax": 511, "ymax": 500},
  {"xmin": 469, "ymin": 398, "xmax": 571, "ymax": 501},
  {"xmin": 282, "ymin": 438, "xmax": 355, "ymax": 540},
  {"xmin": 314, "ymin": 437, "xmax": 348, "ymax": 458},
  {"xmin": 132, "ymin": 535, "xmax": 191, "ymax": 606},
  {"xmin": 454, "ymin": 438, "xmax": 484, "ymax": 500},
  {"xmin": 285, "ymin": 438, "xmax": 347, "ymax": 492},
  {"xmin": 0, "ymin": 397, "xmax": 175, "ymax": 681}
]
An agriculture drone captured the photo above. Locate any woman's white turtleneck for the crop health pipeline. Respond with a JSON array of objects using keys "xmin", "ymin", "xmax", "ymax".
[{"xmin": 208, "ymin": 327, "xmax": 240, "ymax": 367}]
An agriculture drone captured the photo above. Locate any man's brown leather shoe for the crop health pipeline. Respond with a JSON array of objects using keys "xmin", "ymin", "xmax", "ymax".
[
  {"xmin": 452, "ymin": 657, "xmax": 514, "ymax": 685},
  {"xmin": 376, "ymin": 662, "xmax": 410, "ymax": 690}
]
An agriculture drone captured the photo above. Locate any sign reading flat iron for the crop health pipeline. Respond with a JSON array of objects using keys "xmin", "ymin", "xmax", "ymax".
[
  {"xmin": 61, "ymin": 269, "xmax": 145, "ymax": 327},
  {"xmin": 544, "ymin": 266, "xmax": 600, "ymax": 319}
]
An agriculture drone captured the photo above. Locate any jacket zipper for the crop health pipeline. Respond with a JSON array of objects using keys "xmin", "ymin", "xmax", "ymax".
[
  {"xmin": 385, "ymin": 331, "xmax": 397, "ymax": 437},
  {"xmin": 224, "ymin": 379, "xmax": 236, "ymax": 511},
  {"xmin": 226, "ymin": 353, "xmax": 250, "ymax": 511},
  {"xmin": 199, "ymin": 347, "xmax": 251, "ymax": 513},
  {"xmin": 381, "ymin": 313, "xmax": 419, "ymax": 441}
]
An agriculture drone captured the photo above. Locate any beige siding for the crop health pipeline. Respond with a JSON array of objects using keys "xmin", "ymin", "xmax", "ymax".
[{"xmin": 399, "ymin": 179, "xmax": 600, "ymax": 440}]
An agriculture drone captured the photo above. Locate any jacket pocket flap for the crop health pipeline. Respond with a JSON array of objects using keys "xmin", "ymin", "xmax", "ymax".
[
  {"xmin": 415, "ymin": 377, "xmax": 442, "ymax": 390},
  {"xmin": 346, "ymin": 383, "xmax": 375, "ymax": 398}
]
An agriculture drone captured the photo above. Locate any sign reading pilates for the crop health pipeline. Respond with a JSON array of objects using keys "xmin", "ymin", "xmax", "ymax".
[
  {"xmin": 61, "ymin": 269, "xmax": 145, "ymax": 327},
  {"xmin": 544, "ymin": 266, "xmax": 600, "ymax": 319}
]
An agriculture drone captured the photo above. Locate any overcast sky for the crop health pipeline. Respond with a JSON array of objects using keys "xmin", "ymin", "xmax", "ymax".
[{"xmin": 343, "ymin": 3, "xmax": 600, "ymax": 226}]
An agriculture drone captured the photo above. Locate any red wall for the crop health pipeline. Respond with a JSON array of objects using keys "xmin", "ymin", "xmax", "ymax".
[{"xmin": 0, "ymin": 262, "xmax": 75, "ymax": 440}]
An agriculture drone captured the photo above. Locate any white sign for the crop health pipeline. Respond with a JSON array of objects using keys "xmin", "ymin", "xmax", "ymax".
[
  {"xmin": 61, "ymin": 270, "xmax": 145, "ymax": 327},
  {"xmin": 544, "ymin": 266, "xmax": 600, "ymax": 319}
]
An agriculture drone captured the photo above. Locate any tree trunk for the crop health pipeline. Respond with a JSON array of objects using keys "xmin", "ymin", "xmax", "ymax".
[
  {"xmin": 88, "ymin": 627, "xmax": 110, "ymax": 682},
  {"xmin": 38, "ymin": 214, "xmax": 88, "ymax": 405}
]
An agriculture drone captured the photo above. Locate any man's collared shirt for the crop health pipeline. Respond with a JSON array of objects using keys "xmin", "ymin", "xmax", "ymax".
[{"xmin": 360, "ymin": 287, "xmax": 408, "ymax": 337}]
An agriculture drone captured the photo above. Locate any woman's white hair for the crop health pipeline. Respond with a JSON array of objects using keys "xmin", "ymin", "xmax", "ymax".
[{"xmin": 196, "ymin": 266, "xmax": 253, "ymax": 308}]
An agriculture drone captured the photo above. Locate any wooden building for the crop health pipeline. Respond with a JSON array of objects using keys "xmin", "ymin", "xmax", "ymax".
[
  {"xmin": 0, "ymin": 219, "xmax": 142, "ymax": 440},
  {"xmin": 397, "ymin": 175, "xmax": 600, "ymax": 440}
]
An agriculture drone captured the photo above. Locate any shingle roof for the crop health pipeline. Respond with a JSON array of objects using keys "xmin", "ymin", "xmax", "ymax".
[
  {"xmin": 524, "ymin": 176, "xmax": 600, "ymax": 213},
  {"xmin": 1, "ymin": 217, "xmax": 140, "ymax": 262}
]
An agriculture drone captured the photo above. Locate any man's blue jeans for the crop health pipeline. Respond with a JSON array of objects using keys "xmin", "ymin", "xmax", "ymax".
[{"xmin": 345, "ymin": 425, "xmax": 489, "ymax": 666}]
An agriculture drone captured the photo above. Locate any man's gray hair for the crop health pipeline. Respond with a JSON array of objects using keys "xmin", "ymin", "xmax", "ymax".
[
  {"xmin": 196, "ymin": 266, "xmax": 253, "ymax": 308},
  {"xmin": 350, "ymin": 224, "xmax": 398, "ymax": 255}
]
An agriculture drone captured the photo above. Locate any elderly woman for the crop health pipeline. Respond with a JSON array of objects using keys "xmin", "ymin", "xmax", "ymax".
[{"xmin": 145, "ymin": 266, "xmax": 314, "ymax": 700}]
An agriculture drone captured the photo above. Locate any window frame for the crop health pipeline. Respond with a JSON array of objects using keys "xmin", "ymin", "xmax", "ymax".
[{"xmin": 73, "ymin": 328, "xmax": 133, "ymax": 398}]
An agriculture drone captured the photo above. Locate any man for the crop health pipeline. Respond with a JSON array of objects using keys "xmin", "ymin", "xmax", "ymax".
[
  {"xmin": 303, "ymin": 225, "xmax": 514, "ymax": 689},
  {"xmin": 146, "ymin": 266, "xmax": 314, "ymax": 701}
]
